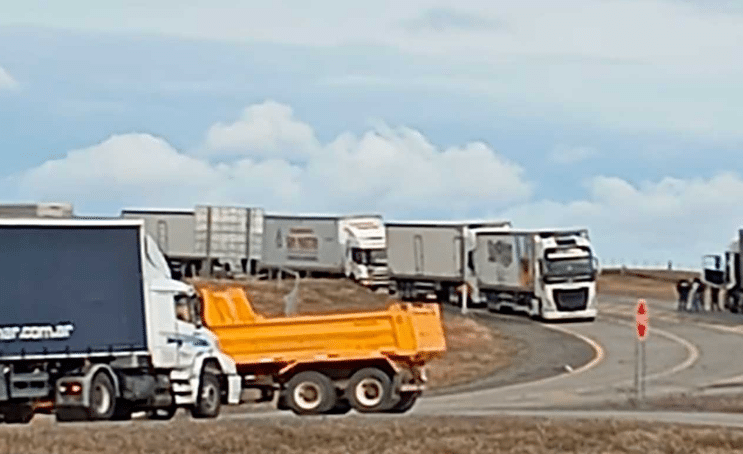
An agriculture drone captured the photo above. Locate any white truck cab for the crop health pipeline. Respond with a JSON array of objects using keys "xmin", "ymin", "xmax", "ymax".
[{"xmin": 341, "ymin": 216, "xmax": 389, "ymax": 288}]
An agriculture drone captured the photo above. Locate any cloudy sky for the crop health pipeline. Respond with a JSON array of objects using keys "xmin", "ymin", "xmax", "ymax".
[{"xmin": 1, "ymin": 1, "xmax": 742, "ymax": 267}]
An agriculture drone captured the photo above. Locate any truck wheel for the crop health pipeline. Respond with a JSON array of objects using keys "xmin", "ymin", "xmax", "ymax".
[
  {"xmin": 2, "ymin": 405, "xmax": 34, "ymax": 424},
  {"xmin": 88, "ymin": 372, "xmax": 116, "ymax": 420},
  {"xmin": 191, "ymin": 373, "xmax": 221, "ymax": 419},
  {"xmin": 111, "ymin": 401, "xmax": 133, "ymax": 421},
  {"xmin": 148, "ymin": 405, "xmax": 177, "ymax": 420},
  {"xmin": 285, "ymin": 371, "xmax": 336, "ymax": 415},
  {"xmin": 324, "ymin": 400, "xmax": 352, "ymax": 415},
  {"xmin": 384, "ymin": 392, "xmax": 420, "ymax": 414},
  {"xmin": 346, "ymin": 368, "xmax": 392, "ymax": 413}
]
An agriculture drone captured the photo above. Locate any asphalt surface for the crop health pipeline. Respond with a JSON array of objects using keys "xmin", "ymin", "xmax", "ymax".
[{"xmin": 414, "ymin": 294, "xmax": 743, "ymax": 426}]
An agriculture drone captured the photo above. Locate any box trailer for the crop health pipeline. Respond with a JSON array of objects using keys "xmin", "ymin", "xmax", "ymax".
[
  {"xmin": 260, "ymin": 214, "xmax": 388, "ymax": 288},
  {"xmin": 0, "ymin": 202, "xmax": 73, "ymax": 218},
  {"xmin": 0, "ymin": 219, "xmax": 240, "ymax": 424},
  {"xmin": 196, "ymin": 284, "xmax": 446, "ymax": 415},
  {"xmin": 121, "ymin": 206, "xmax": 264, "ymax": 278},
  {"xmin": 386, "ymin": 221, "xmax": 511, "ymax": 303}
]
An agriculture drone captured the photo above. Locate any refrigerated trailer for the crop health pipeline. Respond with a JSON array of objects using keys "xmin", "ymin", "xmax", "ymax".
[
  {"xmin": 387, "ymin": 222, "xmax": 598, "ymax": 320},
  {"xmin": 0, "ymin": 219, "xmax": 240, "ymax": 424},
  {"xmin": 0, "ymin": 202, "xmax": 73, "ymax": 218},
  {"xmin": 260, "ymin": 214, "xmax": 389, "ymax": 288},
  {"xmin": 121, "ymin": 206, "xmax": 264, "ymax": 278},
  {"xmin": 386, "ymin": 221, "xmax": 512, "ymax": 304}
]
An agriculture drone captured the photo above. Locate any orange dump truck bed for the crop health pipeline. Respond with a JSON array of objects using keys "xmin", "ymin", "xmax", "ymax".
[{"xmin": 198, "ymin": 286, "xmax": 446, "ymax": 368}]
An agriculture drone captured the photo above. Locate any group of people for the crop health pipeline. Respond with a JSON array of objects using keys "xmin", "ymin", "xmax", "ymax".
[{"xmin": 676, "ymin": 277, "xmax": 721, "ymax": 312}]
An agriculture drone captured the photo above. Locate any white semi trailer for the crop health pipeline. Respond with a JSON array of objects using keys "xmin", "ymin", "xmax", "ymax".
[
  {"xmin": 387, "ymin": 222, "xmax": 598, "ymax": 320},
  {"xmin": 0, "ymin": 219, "xmax": 240, "ymax": 424},
  {"xmin": 260, "ymin": 214, "xmax": 389, "ymax": 288},
  {"xmin": 121, "ymin": 206, "xmax": 264, "ymax": 278}
]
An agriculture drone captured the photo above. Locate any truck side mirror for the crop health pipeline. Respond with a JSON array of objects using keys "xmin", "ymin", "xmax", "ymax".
[{"xmin": 593, "ymin": 257, "xmax": 601, "ymax": 276}]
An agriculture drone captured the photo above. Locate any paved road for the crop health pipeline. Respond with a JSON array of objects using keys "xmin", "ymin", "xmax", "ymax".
[{"xmin": 416, "ymin": 294, "xmax": 743, "ymax": 423}]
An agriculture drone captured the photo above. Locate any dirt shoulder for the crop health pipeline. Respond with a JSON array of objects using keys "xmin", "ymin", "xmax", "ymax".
[
  {"xmin": 7, "ymin": 415, "xmax": 743, "ymax": 454},
  {"xmin": 192, "ymin": 277, "xmax": 517, "ymax": 389},
  {"xmin": 598, "ymin": 269, "xmax": 699, "ymax": 300}
]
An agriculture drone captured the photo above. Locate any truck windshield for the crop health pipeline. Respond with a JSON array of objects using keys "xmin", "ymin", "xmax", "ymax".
[
  {"xmin": 543, "ymin": 247, "xmax": 594, "ymax": 282},
  {"xmin": 368, "ymin": 249, "xmax": 387, "ymax": 264}
]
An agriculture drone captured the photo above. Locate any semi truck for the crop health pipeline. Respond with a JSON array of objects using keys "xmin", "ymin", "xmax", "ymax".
[
  {"xmin": 473, "ymin": 229, "xmax": 599, "ymax": 320},
  {"xmin": 260, "ymin": 214, "xmax": 389, "ymax": 288},
  {"xmin": 0, "ymin": 218, "xmax": 241, "ymax": 424},
  {"xmin": 387, "ymin": 222, "xmax": 598, "ymax": 320},
  {"xmin": 121, "ymin": 206, "xmax": 264, "ymax": 278},
  {"xmin": 702, "ymin": 229, "xmax": 742, "ymax": 312},
  {"xmin": 195, "ymin": 284, "xmax": 446, "ymax": 415}
]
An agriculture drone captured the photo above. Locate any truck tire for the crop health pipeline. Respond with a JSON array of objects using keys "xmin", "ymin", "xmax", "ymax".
[
  {"xmin": 111, "ymin": 400, "xmax": 133, "ymax": 421},
  {"xmin": 384, "ymin": 392, "xmax": 420, "ymax": 413},
  {"xmin": 190, "ymin": 373, "xmax": 221, "ymax": 419},
  {"xmin": 324, "ymin": 400, "xmax": 352, "ymax": 415},
  {"xmin": 285, "ymin": 371, "xmax": 336, "ymax": 415},
  {"xmin": 88, "ymin": 372, "xmax": 116, "ymax": 420},
  {"xmin": 2, "ymin": 405, "xmax": 34, "ymax": 424},
  {"xmin": 148, "ymin": 405, "xmax": 177, "ymax": 420},
  {"xmin": 346, "ymin": 368, "xmax": 393, "ymax": 413}
]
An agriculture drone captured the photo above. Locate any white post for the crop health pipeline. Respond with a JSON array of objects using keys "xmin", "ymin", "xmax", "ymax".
[{"xmin": 461, "ymin": 284, "xmax": 468, "ymax": 315}]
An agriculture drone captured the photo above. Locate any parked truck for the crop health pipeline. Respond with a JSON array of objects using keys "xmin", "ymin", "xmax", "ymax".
[
  {"xmin": 0, "ymin": 202, "xmax": 73, "ymax": 218},
  {"xmin": 195, "ymin": 284, "xmax": 446, "ymax": 415},
  {"xmin": 473, "ymin": 229, "xmax": 599, "ymax": 320},
  {"xmin": 0, "ymin": 218, "xmax": 241, "ymax": 424},
  {"xmin": 121, "ymin": 205, "xmax": 264, "ymax": 278},
  {"xmin": 386, "ymin": 221, "xmax": 512, "ymax": 304},
  {"xmin": 260, "ymin": 214, "xmax": 389, "ymax": 288},
  {"xmin": 387, "ymin": 222, "xmax": 598, "ymax": 320},
  {"xmin": 702, "ymin": 229, "xmax": 742, "ymax": 312}
]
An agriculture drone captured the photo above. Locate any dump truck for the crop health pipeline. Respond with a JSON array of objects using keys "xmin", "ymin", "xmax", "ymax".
[
  {"xmin": 260, "ymin": 214, "xmax": 389, "ymax": 288},
  {"xmin": 121, "ymin": 205, "xmax": 264, "ymax": 278},
  {"xmin": 0, "ymin": 218, "xmax": 241, "ymax": 424},
  {"xmin": 195, "ymin": 285, "xmax": 446, "ymax": 415}
]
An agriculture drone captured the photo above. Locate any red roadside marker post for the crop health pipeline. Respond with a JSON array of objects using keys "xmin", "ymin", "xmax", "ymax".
[{"xmin": 635, "ymin": 300, "xmax": 649, "ymax": 400}]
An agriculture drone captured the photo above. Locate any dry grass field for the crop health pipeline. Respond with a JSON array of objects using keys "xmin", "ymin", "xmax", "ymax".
[
  {"xmin": 4, "ymin": 415, "xmax": 743, "ymax": 454},
  {"xmin": 598, "ymin": 269, "xmax": 699, "ymax": 300},
  {"xmin": 191, "ymin": 277, "xmax": 517, "ymax": 389}
]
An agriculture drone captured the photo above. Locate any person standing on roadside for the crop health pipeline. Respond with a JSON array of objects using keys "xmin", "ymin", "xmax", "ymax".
[
  {"xmin": 676, "ymin": 279, "xmax": 691, "ymax": 311},
  {"xmin": 710, "ymin": 285, "xmax": 721, "ymax": 311},
  {"xmin": 690, "ymin": 277, "xmax": 705, "ymax": 312}
]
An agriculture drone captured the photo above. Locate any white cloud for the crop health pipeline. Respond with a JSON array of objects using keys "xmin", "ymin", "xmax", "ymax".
[
  {"xmin": 204, "ymin": 101, "xmax": 320, "ymax": 161},
  {"xmin": 4, "ymin": 1, "xmax": 743, "ymax": 141},
  {"xmin": 549, "ymin": 145, "xmax": 598, "ymax": 164},
  {"xmin": 0, "ymin": 65, "xmax": 18, "ymax": 91},
  {"xmin": 501, "ymin": 173, "xmax": 743, "ymax": 266},
  {"xmin": 9, "ymin": 101, "xmax": 530, "ymax": 218}
]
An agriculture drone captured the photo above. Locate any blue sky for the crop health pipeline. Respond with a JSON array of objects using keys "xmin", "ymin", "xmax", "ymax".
[{"xmin": 1, "ymin": 1, "xmax": 742, "ymax": 267}]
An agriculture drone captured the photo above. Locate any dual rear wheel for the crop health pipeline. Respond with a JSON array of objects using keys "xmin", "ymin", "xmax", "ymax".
[{"xmin": 282, "ymin": 368, "xmax": 419, "ymax": 416}]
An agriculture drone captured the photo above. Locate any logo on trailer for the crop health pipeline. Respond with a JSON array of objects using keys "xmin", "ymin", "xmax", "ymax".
[
  {"xmin": 0, "ymin": 323, "xmax": 75, "ymax": 342},
  {"xmin": 487, "ymin": 240, "xmax": 513, "ymax": 267}
]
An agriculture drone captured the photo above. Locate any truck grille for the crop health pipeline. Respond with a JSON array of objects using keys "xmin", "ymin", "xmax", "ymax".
[{"xmin": 553, "ymin": 288, "xmax": 588, "ymax": 311}]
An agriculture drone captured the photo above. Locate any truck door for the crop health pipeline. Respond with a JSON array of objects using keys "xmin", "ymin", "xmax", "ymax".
[{"xmin": 174, "ymin": 294, "xmax": 202, "ymax": 369}]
